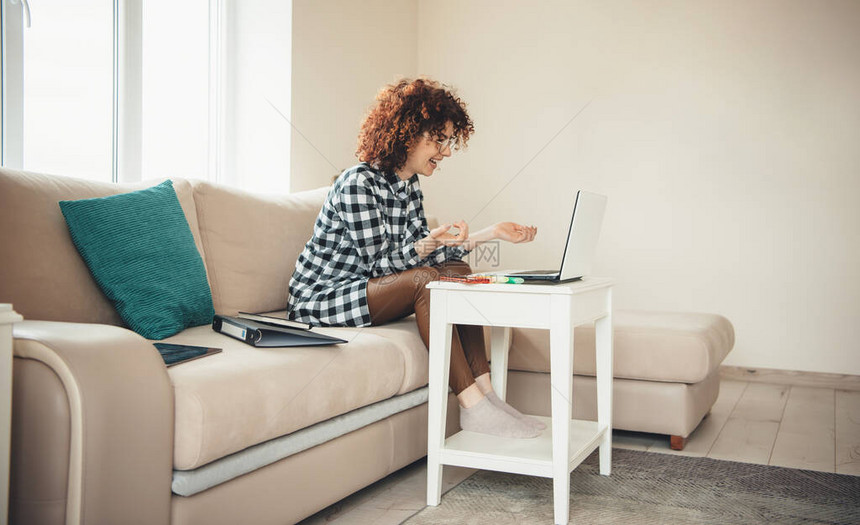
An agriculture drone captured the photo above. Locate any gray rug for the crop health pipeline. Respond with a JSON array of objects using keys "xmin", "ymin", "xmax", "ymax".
[{"xmin": 404, "ymin": 449, "xmax": 860, "ymax": 524}]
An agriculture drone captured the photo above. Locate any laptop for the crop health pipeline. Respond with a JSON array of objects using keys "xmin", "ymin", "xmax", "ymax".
[{"xmin": 506, "ymin": 190, "xmax": 607, "ymax": 283}]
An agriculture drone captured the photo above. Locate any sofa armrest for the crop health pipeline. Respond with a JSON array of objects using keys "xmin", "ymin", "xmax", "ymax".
[{"xmin": 11, "ymin": 321, "xmax": 173, "ymax": 525}]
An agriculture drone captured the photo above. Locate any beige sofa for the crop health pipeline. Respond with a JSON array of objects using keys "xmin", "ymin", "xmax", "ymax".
[{"xmin": 0, "ymin": 167, "xmax": 733, "ymax": 525}]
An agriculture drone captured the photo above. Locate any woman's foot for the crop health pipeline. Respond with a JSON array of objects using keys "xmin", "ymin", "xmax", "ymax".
[
  {"xmin": 459, "ymin": 396, "xmax": 540, "ymax": 439},
  {"xmin": 485, "ymin": 391, "xmax": 547, "ymax": 430}
]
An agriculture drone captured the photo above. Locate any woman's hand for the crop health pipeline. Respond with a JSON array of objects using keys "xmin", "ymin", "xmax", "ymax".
[
  {"xmin": 432, "ymin": 220, "xmax": 470, "ymax": 245},
  {"xmin": 416, "ymin": 220, "xmax": 469, "ymax": 258},
  {"xmin": 493, "ymin": 222, "xmax": 537, "ymax": 244}
]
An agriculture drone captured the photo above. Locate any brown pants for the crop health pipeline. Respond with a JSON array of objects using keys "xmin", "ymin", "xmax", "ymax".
[{"xmin": 366, "ymin": 260, "xmax": 490, "ymax": 394}]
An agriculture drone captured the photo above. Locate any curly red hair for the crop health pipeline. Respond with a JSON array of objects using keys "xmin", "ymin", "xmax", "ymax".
[{"xmin": 356, "ymin": 78, "xmax": 475, "ymax": 173}]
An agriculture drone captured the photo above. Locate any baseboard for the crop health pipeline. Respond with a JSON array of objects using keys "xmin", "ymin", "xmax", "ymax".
[{"xmin": 720, "ymin": 365, "xmax": 860, "ymax": 391}]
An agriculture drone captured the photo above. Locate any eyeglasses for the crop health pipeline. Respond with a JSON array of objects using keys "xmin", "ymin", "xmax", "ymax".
[{"xmin": 428, "ymin": 133, "xmax": 456, "ymax": 153}]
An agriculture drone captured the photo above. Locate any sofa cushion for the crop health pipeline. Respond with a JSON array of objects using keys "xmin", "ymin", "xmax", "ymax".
[
  {"xmin": 192, "ymin": 182, "xmax": 329, "ymax": 316},
  {"xmin": 0, "ymin": 168, "xmax": 206, "ymax": 325},
  {"xmin": 59, "ymin": 181, "xmax": 214, "ymax": 339},
  {"xmin": 508, "ymin": 310, "xmax": 735, "ymax": 384},
  {"xmin": 161, "ymin": 322, "xmax": 418, "ymax": 470}
]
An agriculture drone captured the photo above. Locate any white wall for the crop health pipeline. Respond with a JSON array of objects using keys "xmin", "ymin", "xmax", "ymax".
[
  {"xmin": 290, "ymin": 0, "xmax": 860, "ymax": 376},
  {"xmin": 290, "ymin": 0, "xmax": 419, "ymax": 191},
  {"xmin": 416, "ymin": 0, "xmax": 860, "ymax": 375}
]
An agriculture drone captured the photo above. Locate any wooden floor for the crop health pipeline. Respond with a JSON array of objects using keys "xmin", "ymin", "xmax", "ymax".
[
  {"xmin": 297, "ymin": 378, "xmax": 860, "ymax": 524},
  {"xmin": 614, "ymin": 380, "xmax": 860, "ymax": 474}
]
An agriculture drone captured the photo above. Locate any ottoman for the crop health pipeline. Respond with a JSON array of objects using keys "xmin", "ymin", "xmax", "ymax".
[{"xmin": 502, "ymin": 310, "xmax": 735, "ymax": 450}]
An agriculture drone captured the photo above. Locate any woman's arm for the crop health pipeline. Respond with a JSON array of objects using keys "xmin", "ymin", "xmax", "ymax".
[
  {"xmin": 461, "ymin": 222, "xmax": 537, "ymax": 251},
  {"xmin": 416, "ymin": 221, "xmax": 537, "ymax": 263}
]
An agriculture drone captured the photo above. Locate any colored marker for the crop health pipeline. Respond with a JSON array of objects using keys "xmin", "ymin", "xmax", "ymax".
[
  {"xmin": 439, "ymin": 275, "xmax": 491, "ymax": 284},
  {"xmin": 471, "ymin": 275, "xmax": 525, "ymax": 284}
]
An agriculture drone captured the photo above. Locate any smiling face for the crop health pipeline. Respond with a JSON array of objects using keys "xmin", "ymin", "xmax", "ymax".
[{"xmin": 397, "ymin": 121, "xmax": 455, "ymax": 180}]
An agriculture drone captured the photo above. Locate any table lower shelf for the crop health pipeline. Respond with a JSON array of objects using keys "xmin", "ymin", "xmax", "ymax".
[{"xmin": 439, "ymin": 417, "xmax": 609, "ymax": 478}]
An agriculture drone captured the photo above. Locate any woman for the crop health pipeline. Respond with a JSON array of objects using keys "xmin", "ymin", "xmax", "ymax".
[{"xmin": 288, "ymin": 78, "xmax": 542, "ymax": 439}]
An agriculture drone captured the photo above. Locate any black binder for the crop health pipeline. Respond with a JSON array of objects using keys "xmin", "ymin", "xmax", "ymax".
[{"xmin": 212, "ymin": 315, "xmax": 347, "ymax": 348}]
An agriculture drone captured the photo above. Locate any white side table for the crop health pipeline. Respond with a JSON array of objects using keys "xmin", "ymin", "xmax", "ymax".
[
  {"xmin": 0, "ymin": 304, "xmax": 22, "ymax": 525},
  {"xmin": 425, "ymin": 278, "xmax": 613, "ymax": 525}
]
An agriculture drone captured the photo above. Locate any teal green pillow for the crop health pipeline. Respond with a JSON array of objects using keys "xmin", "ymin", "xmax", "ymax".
[{"xmin": 59, "ymin": 180, "xmax": 214, "ymax": 339}]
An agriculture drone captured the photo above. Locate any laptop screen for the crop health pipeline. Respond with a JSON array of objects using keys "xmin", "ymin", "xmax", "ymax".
[{"xmin": 557, "ymin": 190, "xmax": 607, "ymax": 281}]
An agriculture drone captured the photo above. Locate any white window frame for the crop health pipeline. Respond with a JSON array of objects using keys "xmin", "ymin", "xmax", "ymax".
[
  {"xmin": 1, "ymin": 0, "xmax": 26, "ymax": 169},
  {"xmin": 115, "ymin": 0, "xmax": 141, "ymax": 183}
]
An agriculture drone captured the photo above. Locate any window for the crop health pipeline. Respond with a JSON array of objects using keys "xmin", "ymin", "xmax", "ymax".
[
  {"xmin": 141, "ymin": 1, "xmax": 210, "ymax": 181},
  {"xmin": 1, "ymin": 0, "xmax": 291, "ymax": 190},
  {"xmin": 3, "ymin": 0, "xmax": 113, "ymax": 181}
]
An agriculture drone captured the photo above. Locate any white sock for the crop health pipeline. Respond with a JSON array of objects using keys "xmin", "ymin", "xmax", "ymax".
[
  {"xmin": 485, "ymin": 391, "xmax": 547, "ymax": 430},
  {"xmin": 459, "ymin": 397, "xmax": 540, "ymax": 439}
]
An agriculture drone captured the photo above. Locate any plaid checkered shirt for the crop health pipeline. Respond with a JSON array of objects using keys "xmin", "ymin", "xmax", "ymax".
[{"xmin": 287, "ymin": 163, "xmax": 470, "ymax": 327}]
